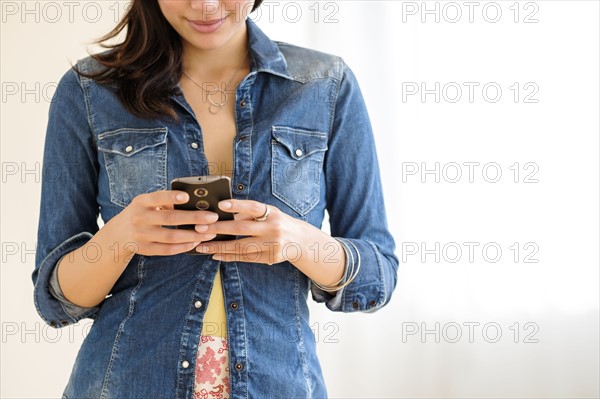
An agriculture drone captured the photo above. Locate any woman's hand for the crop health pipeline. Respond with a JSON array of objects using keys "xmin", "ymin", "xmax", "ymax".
[
  {"xmin": 194, "ymin": 199, "xmax": 347, "ymax": 287},
  {"xmin": 193, "ymin": 199, "xmax": 306, "ymax": 265},
  {"xmin": 113, "ymin": 190, "xmax": 221, "ymax": 256}
]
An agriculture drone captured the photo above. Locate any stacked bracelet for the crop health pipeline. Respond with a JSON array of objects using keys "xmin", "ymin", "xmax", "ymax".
[{"xmin": 311, "ymin": 238, "xmax": 361, "ymax": 293}]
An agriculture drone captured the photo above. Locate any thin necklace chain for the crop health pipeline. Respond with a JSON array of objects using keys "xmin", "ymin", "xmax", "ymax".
[{"xmin": 182, "ymin": 51, "xmax": 249, "ymax": 114}]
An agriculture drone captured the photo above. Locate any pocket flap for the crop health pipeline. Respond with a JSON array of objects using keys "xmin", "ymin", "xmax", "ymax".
[
  {"xmin": 98, "ymin": 128, "xmax": 167, "ymax": 157},
  {"xmin": 271, "ymin": 126, "xmax": 328, "ymax": 160}
]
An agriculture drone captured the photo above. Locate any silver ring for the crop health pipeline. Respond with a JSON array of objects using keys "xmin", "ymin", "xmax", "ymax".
[{"xmin": 253, "ymin": 204, "xmax": 270, "ymax": 222}]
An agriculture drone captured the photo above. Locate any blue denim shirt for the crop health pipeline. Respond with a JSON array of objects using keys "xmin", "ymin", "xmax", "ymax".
[{"xmin": 32, "ymin": 19, "xmax": 399, "ymax": 399}]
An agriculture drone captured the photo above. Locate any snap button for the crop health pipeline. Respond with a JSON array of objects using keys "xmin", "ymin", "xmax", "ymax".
[
  {"xmin": 368, "ymin": 300, "xmax": 377, "ymax": 308},
  {"xmin": 295, "ymin": 149, "xmax": 303, "ymax": 157},
  {"xmin": 237, "ymin": 184, "xmax": 245, "ymax": 191},
  {"xmin": 240, "ymin": 100, "xmax": 246, "ymax": 108},
  {"xmin": 191, "ymin": 142, "xmax": 199, "ymax": 149},
  {"xmin": 125, "ymin": 145, "xmax": 133, "ymax": 153},
  {"xmin": 351, "ymin": 301, "xmax": 360, "ymax": 309},
  {"xmin": 194, "ymin": 300, "xmax": 203, "ymax": 309},
  {"xmin": 182, "ymin": 360, "xmax": 190, "ymax": 369},
  {"xmin": 230, "ymin": 302, "xmax": 238, "ymax": 310},
  {"xmin": 235, "ymin": 362, "xmax": 243, "ymax": 371},
  {"xmin": 60, "ymin": 320, "xmax": 69, "ymax": 326}
]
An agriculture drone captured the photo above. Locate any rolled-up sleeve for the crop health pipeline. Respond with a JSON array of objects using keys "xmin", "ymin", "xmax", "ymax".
[
  {"xmin": 311, "ymin": 60, "xmax": 399, "ymax": 313},
  {"xmin": 48, "ymin": 246, "xmax": 98, "ymax": 319},
  {"xmin": 32, "ymin": 66, "xmax": 102, "ymax": 328}
]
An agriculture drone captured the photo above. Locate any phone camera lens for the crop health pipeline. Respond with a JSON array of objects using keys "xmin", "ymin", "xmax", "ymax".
[
  {"xmin": 195, "ymin": 200, "xmax": 210, "ymax": 210},
  {"xmin": 194, "ymin": 188, "xmax": 209, "ymax": 198}
]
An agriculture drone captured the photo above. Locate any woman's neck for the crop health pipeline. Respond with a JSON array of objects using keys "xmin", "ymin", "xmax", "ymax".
[{"xmin": 181, "ymin": 27, "xmax": 250, "ymax": 81}]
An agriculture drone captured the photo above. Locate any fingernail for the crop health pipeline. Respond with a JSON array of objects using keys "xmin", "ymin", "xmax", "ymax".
[
  {"xmin": 195, "ymin": 224, "xmax": 209, "ymax": 232},
  {"xmin": 176, "ymin": 192, "xmax": 188, "ymax": 201},
  {"xmin": 219, "ymin": 201, "xmax": 232, "ymax": 209},
  {"xmin": 213, "ymin": 254, "xmax": 222, "ymax": 260}
]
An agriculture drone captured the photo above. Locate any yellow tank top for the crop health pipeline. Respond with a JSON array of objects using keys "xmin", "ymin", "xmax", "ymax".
[{"xmin": 201, "ymin": 267, "xmax": 227, "ymax": 338}]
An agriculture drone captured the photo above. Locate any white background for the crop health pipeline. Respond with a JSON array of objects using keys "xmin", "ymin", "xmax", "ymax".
[{"xmin": 1, "ymin": 1, "xmax": 599, "ymax": 398}]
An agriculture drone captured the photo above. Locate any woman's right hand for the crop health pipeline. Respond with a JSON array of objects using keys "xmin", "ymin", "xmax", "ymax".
[{"xmin": 112, "ymin": 190, "xmax": 219, "ymax": 256}]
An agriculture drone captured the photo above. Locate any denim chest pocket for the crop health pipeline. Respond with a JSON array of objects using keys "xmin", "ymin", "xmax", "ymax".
[
  {"xmin": 97, "ymin": 127, "xmax": 168, "ymax": 208},
  {"xmin": 271, "ymin": 126, "xmax": 328, "ymax": 216}
]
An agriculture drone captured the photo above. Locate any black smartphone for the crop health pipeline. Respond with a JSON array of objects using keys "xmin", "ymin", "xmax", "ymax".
[{"xmin": 170, "ymin": 176, "xmax": 236, "ymax": 250}]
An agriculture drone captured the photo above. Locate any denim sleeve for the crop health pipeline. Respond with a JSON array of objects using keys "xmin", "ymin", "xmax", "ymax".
[
  {"xmin": 32, "ymin": 67, "xmax": 102, "ymax": 328},
  {"xmin": 310, "ymin": 60, "xmax": 399, "ymax": 313}
]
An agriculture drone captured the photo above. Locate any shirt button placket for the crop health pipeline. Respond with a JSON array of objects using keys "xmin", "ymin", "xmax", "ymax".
[{"xmin": 234, "ymin": 86, "xmax": 252, "ymax": 200}]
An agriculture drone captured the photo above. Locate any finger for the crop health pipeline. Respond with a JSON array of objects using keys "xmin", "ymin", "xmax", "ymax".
[
  {"xmin": 142, "ymin": 241, "xmax": 203, "ymax": 256},
  {"xmin": 194, "ymin": 219, "xmax": 268, "ymax": 236},
  {"xmin": 232, "ymin": 212, "xmax": 254, "ymax": 221},
  {"xmin": 142, "ymin": 226, "xmax": 217, "ymax": 244},
  {"xmin": 196, "ymin": 237, "xmax": 279, "ymax": 255},
  {"xmin": 218, "ymin": 199, "xmax": 273, "ymax": 220},
  {"xmin": 210, "ymin": 251, "xmax": 278, "ymax": 265},
  {"xmin": 133, "ymin": 190, "xmax": 190, "ymax": 209},
  {"xmin": 145, "ymin": 209, "xmax": 219, "ymax": 227}
]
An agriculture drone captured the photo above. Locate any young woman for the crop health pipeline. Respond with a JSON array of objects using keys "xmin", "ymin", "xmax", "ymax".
[{"xmin": 32, "ymin": 0, "xmax": 399, "ymax": 397}]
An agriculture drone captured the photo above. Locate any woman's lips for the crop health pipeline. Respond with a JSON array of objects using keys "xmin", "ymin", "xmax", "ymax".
[{"xmin": 187, "ymin": 17, "xmax": 227, "ymax": 33}]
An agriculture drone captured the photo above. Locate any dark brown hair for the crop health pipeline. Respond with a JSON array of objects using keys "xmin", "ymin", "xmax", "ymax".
[{"xmin": 74, "ymin": 0, "xmax": 263, "ymax": 121}]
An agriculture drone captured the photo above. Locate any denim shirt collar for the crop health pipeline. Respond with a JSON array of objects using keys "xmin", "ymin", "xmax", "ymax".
[{"xmin": 245, "ymin": 19, "xmax": 290, "ymax": 79}]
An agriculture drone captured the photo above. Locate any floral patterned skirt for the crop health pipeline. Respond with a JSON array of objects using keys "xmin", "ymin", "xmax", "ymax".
[{"xmin": 194, "ymin": 335, "xmax": 230, "ymax": 399}]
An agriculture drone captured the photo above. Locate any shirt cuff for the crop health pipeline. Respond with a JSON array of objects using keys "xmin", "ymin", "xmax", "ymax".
[
  {"xmin": 33, "ymin": 232, "xmax": 100, "ymax": 327},
  {"xmin": 48, "ymin": 255, "xmax": 97, "ymax": 318}
]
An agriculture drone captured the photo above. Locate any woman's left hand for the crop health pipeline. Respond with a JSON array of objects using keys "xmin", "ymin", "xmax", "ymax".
[{"xmin": 193, "ymin": 199, "xmax": 309, "ymax": 266}]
